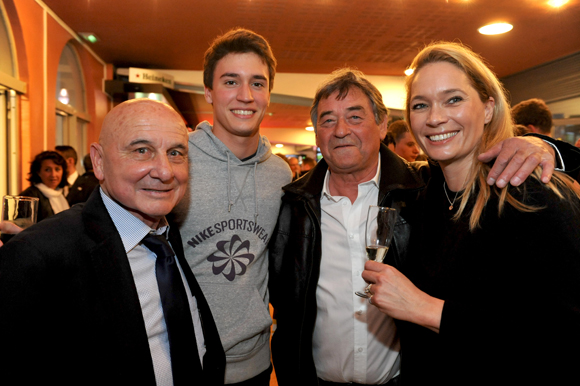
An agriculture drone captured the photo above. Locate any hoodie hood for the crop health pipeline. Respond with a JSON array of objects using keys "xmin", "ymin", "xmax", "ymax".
[{"xmin": 191, "ymin": 121, "xmax": 273, "ymax": 165}]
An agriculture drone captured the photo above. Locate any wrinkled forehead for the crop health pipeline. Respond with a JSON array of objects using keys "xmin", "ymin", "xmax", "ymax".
[{"xmin": 319, "ymin": 87, "xmax": 371, "ymax": 114}]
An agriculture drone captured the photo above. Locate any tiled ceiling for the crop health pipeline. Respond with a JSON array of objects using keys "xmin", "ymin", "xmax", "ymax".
[{"xmin": 43, "ymin": 0, "xmax": 580, "ymax": 133}]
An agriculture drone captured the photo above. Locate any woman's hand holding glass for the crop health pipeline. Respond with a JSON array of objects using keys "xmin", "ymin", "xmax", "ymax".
[
  {"xmin": 355, "ymin": 206, "xmax": 397, "ymax": 299},
  {"xmin": 362, "ymin": 261, "xmax": 444, "ymax": 333}
]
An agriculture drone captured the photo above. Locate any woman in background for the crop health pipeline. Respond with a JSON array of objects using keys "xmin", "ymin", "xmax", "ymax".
[
  {"xmin": 362, "ymin": 42, "xmax": 580, "ymax": 385},
  {"xmin": 20, "ymin": 151, "xmax": 69, "ymax": 222}
]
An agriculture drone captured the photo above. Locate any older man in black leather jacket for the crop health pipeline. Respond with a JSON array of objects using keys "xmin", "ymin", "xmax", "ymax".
[{"xmin": 269, "ymin": 142, "xmax": 429, "ymax": 385}]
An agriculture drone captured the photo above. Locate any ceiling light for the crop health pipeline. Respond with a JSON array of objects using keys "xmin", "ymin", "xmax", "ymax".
[
  {"xmin": 404, "ymin": 68, "xmax": 414, "ymax": 76},
  {"xmin": 275, "ymin": 144, "xmax": 284, "ymax": 148},
  {"xmin": 478, "ymin": 23, "xmax": 513, "ymax": 35},
  {"xmin": 548, "ymin": 0, "xmax": 568, "ymax": 7},
  {"xmin": 79, "ymin": 32, "xmax": 99, "ymax": 44},
  {"xmin": 305, "ymin": 126, "xmax": 314, "ymax": 131}
]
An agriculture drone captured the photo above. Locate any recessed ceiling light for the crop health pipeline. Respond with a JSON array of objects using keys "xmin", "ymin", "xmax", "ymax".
[
  {"xmin": 404, "ymin": 68, "xmax": 414, "ymax": 76},
  {"xmin": 305, "ymin": 126, "xmax": 314, "ymax": 131},
  {"xmin": 275, "ymin": 144, "xmax": 284, "ymax": 148},
  {"xmin": 478, "ymin": 23, "xmax": 513, "ymax": 35},
  {"xmin": 548, "ymin": 0, "xmax": 568, "ymax": 7}
]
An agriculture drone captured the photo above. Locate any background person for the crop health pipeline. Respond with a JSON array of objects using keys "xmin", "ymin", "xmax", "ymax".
[
  {"xmin": 19, "ymin": 150, "xmax": 69, "ymax": 222},
  {"xmin": 67, "ymin": 153, "xmax": 100, "ymax": 206},
  {"xmin": 288, "ymin": 156, "xmax": 302, "ymax": 180},
  {"xmin": 511, "ymin": 98, "xmax": 553, "ymax": 136},
  {"xmin": 300, "ymin": 156, "xmax": 317, "ymax": 175},
  {"xmin": 387, "ymin": 120, "xmax": 420, "ymax": 162},
  {"xmin": 363, "ymin": 42, "xmax": 580, "ymax": 385},
  {"xmin": 55, "ymin": 144, "xmax": 79, "ymax": 187}
]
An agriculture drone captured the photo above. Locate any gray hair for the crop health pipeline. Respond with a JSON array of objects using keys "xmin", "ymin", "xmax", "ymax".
[{"xmin": 310, "ymin": 68, "xmax": 388, "ymax": 133}]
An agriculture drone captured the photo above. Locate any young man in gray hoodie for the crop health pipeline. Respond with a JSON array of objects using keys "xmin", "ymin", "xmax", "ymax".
[{"xmin": 173, "ymin": 29, "xmax": 292, "ymax": 385}]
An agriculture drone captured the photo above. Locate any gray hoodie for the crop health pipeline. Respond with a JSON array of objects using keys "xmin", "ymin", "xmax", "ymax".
[{"xmin": 173, "ymin": 122, "xmax": 292, "ymax": 383}]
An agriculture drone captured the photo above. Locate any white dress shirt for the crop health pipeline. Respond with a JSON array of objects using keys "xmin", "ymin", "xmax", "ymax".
[
  {"xmin": 313, "ymin": 157, "xmax": 400, "ymax": 384},
  {"xmin": 100, "ymin": 189, "xmax": 205, "ymax": 386},
  {"xmin": 67, "ymin": 170, "xmax": 79, "ymax": 186}
]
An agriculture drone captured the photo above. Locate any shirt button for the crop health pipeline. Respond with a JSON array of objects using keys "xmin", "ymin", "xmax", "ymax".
[
  {"xmin": 349, "ymin": 233, "xmax": 354, "ymax": 238},
  {"xmin": 358, "ymin": 347, "xmax": 363, "ymax": 353}
]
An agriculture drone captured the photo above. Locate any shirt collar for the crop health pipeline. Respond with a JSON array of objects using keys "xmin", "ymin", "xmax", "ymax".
[
  {"xmin": 100, "ymin": 188, "xmax": 169, "ymax": 253},
  {"xmin": 322, "ymin": 154, "xmax": 381, "ymax": 201},
  {"xmin": 67, "ymin": 171, "xmax": 79, "ymax": 185}
]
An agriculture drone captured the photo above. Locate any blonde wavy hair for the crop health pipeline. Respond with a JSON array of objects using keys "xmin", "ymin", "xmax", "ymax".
[{"xmin": 405, "ymin": 42, "xmax": 579, "ymax": 230}]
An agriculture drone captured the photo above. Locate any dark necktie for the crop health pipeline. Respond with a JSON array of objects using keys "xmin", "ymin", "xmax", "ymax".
[{"xmin": 141, "ymin": 233, "xmax": 202, "ymax": 383}]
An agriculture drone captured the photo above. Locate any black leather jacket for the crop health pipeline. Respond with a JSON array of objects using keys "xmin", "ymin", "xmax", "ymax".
[{"xmin": 269, "ymin": 145, "xmax": 428, "ymax": 385}]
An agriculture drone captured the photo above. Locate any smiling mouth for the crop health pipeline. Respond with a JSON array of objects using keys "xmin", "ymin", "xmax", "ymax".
[
  {"xmin": 143, "ymin": 188, "xmax": 173, "ymax": 194},
  {"xmin": 231, "ymin": 109, "xmax": 255, "ymax": 116},
  {"xmin": 428, "ymin": 132, "xmax": 458, "ymax": 142}
]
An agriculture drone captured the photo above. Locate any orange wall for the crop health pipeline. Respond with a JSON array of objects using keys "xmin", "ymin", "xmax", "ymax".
[
  {"xmin": 3, "ymin": 0, "xmax": 110, "ymax": 191},
  {"xmin": 75, "ymin": 41, "xmax": 111, "ymax": 147}
]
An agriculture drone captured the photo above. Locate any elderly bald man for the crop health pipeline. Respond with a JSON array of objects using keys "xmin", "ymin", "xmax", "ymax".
[{"xmin": 0, "ymin": 99, "xmax": 225, "ymax": 386}]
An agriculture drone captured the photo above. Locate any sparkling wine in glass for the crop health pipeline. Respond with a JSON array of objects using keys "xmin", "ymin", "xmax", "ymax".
[{"xmin": 356, "ymin": 206, "xmax": 397, "ymax": 299}]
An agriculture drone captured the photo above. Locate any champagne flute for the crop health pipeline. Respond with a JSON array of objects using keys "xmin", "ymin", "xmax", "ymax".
[{"xmin": 355, "ymin": 206, "xmax": 398, "ymax": 299}]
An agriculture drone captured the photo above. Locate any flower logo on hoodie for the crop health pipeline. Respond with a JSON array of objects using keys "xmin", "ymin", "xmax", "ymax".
[{"xmin": 207, "ymin": 235, "xmax": 255, "ymax": 281}]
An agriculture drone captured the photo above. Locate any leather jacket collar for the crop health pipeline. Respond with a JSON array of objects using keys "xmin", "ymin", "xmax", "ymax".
[{"xmin": 283, "ymin": 143, "xmax": 427, "ymax": 201}]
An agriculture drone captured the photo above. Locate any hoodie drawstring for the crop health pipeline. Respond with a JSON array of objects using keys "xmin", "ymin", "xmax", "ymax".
[
  {"xmin": 253, "ymin": 161, "xmax": 259, "ymax": 222},
  {"xmin": 227, "ymin": 152, "xmax": 233, "ymax": 212},
  {"xmin": 226, "ymin": 154, "xmax": 258, "ymax": 221}
]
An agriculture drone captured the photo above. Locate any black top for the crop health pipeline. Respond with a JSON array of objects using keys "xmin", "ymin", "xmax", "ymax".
[
  {"xmin": 67, "ymin": 171, "xmax": 100, "ymax": 206},
  {"xmin": 399, "ymin": 166, "xmax": 580, "ymax": 385}
]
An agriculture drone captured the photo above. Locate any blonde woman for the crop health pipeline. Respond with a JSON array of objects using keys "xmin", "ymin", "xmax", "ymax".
[{"xmin": 362, "ymin": 42, "xmax": 580, "ymax": 385}]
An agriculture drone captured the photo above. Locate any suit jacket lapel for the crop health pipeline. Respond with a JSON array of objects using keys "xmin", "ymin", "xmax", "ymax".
[{"xmin": 82, "ymin": 190, "xmax": 157, "ymax": 384}]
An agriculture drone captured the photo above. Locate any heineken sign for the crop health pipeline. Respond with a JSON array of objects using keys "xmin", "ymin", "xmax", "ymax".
[{"xmin": 129, "ymin": 68, "xmax": 174, "ymax": 89}]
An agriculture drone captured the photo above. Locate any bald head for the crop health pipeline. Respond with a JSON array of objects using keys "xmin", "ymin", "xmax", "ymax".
[
  {"xmin": 91, "ymin": 99, "xmax": 189, "ymax": 228},
  {"xmin": 99, "ymin": 99, "xmax": 187, "ymax": 148}
]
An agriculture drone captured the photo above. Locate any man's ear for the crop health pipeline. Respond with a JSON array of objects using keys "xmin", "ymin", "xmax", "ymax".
[
  {"xmin": 379, "ymin": 119, "xmax": 389, "ymax": 141},
  {"xmin": 204, "ymin": 86, "xmax": 213, "ymax": 105},
  {"xmin": 90, "ymin": 143, "xmax": 105, "ymax": 182}
]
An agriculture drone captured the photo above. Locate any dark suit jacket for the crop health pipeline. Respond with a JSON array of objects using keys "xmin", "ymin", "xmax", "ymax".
[
  {"xmin": 66, "ymin": 171, "xmax": 100, "ymax": 206},
  {"xmin": 0, "ymin": 190, "xmax": 225, "ymax": 385}
]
